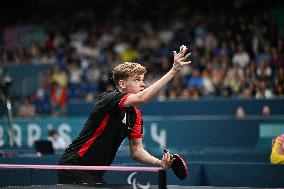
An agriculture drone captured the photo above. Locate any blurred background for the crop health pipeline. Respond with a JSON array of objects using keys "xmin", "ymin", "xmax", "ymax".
[{"xmin": 0, "ymin": 0, "xmax": 284, "ymax": 187}]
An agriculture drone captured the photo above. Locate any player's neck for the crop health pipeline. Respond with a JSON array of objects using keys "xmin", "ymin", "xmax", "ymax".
[{"xmin": 116, "ymin": 87, "xmax": 126, "ymax": 94}]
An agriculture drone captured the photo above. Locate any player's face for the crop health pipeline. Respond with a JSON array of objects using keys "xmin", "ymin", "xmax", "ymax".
[{"xmin": 124, "ymin": 74, "xmax": 145, "ymax": 94}]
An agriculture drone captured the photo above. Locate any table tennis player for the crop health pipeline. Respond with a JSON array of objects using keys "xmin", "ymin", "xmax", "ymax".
[{"xmin": 58, "ymin": 45, "xmax": 191, "ymax": 185}]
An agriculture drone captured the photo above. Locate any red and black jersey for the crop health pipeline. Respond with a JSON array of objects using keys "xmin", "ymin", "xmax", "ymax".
[{"xmin": 59, "ymin": 90, "xmax": 143, "ymax": 166}]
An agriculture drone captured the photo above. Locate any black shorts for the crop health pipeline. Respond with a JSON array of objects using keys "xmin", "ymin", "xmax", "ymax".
[{"xmin": 57, "ymin": 169, "xmax": 106, "ymax": 185}]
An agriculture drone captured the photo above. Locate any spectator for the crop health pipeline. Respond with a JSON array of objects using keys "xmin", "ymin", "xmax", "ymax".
[
  {"xmin": 255, "ymin": 45, "xmax": 271, "ymax": 66},
  {"xmin": 187, "ymin": 68, "xmax": 203, "ymax": 89},
  {"xmin": 262, "ymin": 105, "xmax": 270, "ymax": 117},
  {"xmin": 120, "ymin": 42, "xmax": 140, "ymax": 62},
  {"xmin": 2, "ymin": 0, "xmax": 284, "ymax": 110},
  {"xmin": 68, "ymin": 61, "xmax": 83, "ymax": 85},
  {"xmin": 270, "ymin": 47, "xmax": 284, "ymax": 69},
  {"xmin": 256, "ymin": 60, "xmax": 272, "ymax": 80},
  {"xmin": 235, "ymin": 106, "xmax": 246, "ymax": 118},
  {"xmin": 232, "ymin": 44, "xmax": 250, "ymax": 68},
  {"xmin": 270, "ymin": 134, "xmax": 284, "ymax": 164},
  {"xmin": 48, "ymin": 129, "xmax": 67, "ymax": 150},
  {"xmin": 51, "ymin": 65, "xmax": 69, "ymax": 88},
  {"xmin": 255, "ymin": 80, "xmax": 274, "ymax": 99},
  {"xmin": 50, "ymin": 81, "xmax": 68, "ymax": 117},
  {"xmin": 17, "ymin": 97, "xmax": 36, "ymax": 119},
  {"xmin": 32, "ymin": 87, "xmax": 52, "ymax": 115},
  {"xmin": 85, "ymin": 63, "xmax": 101, "ymax": 84}
]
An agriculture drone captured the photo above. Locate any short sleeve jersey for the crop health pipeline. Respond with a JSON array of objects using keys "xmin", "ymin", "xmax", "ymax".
[{"xmin": 59, "ymin": 90, "xmax": 143, "ymax": 166}]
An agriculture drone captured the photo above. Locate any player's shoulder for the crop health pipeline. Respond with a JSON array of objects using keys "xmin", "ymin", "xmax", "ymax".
[{"xmin": 98, "ymin": 90, "xmax": 124, "ymax": 100}]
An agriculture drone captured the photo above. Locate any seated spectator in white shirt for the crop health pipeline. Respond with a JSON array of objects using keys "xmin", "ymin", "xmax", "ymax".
[{"xmin": 48, "ymin": 129, "xmax": 67, "ymax": 150}]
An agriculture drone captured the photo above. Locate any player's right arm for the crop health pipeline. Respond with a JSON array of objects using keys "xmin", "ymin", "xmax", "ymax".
[
  {"xmin": 123, "ymin": 46, "xmax": 191, "ymax": 107},
  {"xmin": 129, "ymin": 137, "xmax": 172, "ymax": 169}
]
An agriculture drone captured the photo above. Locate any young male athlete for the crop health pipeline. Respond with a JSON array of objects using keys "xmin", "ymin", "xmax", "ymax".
[{"xmin": 58, "ymin": 45, "xmax": 191, "ymax": 185}]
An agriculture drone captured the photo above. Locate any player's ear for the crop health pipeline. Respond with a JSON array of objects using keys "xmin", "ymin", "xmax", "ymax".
[{"xmin": 118, "ymin": 79, "xmax": 126, "ymax": 89}]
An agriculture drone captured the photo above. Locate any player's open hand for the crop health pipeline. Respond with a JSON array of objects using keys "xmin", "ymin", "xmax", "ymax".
[{"xmin": 172, "ymin": 45, "xmax": 191, "ymax": 71}]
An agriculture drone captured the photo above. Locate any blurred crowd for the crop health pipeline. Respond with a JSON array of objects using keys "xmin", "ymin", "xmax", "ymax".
[{"xmin": 0, "ymin": 0, "xmax": 283, "ymax": 117}]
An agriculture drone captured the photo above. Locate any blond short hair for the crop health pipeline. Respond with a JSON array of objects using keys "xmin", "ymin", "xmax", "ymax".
[{"xmin": 112, "ymin": 62, "xmax": 147, "ymax": 86}]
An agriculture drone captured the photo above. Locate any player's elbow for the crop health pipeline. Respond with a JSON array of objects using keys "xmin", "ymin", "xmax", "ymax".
[
  {"xmin": 130, "ymin": 149, "xmax": 139, "ymax": 161},
  {"xmin": 130, "ymin": 146, "xmax": 143, "ymax": 161}
]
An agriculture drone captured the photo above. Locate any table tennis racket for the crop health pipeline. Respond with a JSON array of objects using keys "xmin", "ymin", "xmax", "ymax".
[{"xmin": 164, "ymin": 148, "xmax": 188, "ymax": 180}]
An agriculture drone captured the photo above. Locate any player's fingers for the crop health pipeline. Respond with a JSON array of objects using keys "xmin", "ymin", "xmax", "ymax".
[
  {"xmin": 173, "ymin": 51, "xmax": 182, "ymax": 61},
  {"xmin": 176, "ymin": 54, "xmax": 187, "ymax": 63},
  {"xmin": 177, "ymin": 49, "xmax": 186, "ymax": 58},
  {"xmin": 177, "ymin": 52, "xmax": 191, "ymax": 63},
  {"xmin": 182, "ymin": 61, "xmax": 192, "ymax": 65},
  {"xmin": 164, "ymin": 155, "xmax": 169, "ymax": 164},
  {"xmin": 164, "ymin": 152, "xmax": 168, "ymax": 161},
  {"xmin": 175, "ymin": 48, "xmax": 185, "ymax": 58},
  {"xmin": 167, "ymin": 153, "xmax": 171, "ymax": 162},
  {"xmin": 174, "ymin": 47, "xmax": 187, "ymax": 60},
  {"xmin": 163, "ymin": 152, "xmax": 170, "ymax": 166},
  {"xmin": 163, "ymin": 154, "xmax": 170, "ymax": 169},
  {"xmin": 183, "ymin": 52, "xmax": 191, "ymax": 60},
  {"xmin": 170, "ymin": 157, "xmax": 176, "ymax": 165}
]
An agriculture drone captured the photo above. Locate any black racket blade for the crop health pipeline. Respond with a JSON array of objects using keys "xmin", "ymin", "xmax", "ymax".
[
  {"xmin": 164, "ymin": 149, "xmax": 189, "ymax": 180},
  {"xmin": 172, "ymin": 154, "xmax": 188, "ymax": 180}
]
